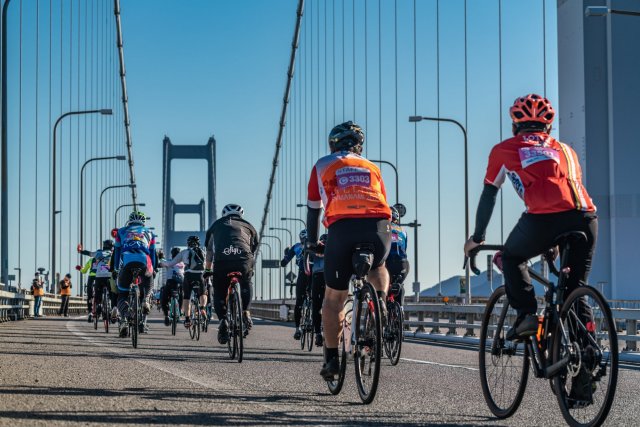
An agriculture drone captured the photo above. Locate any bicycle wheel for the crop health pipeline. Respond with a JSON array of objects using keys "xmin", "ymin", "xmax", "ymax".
[
  {"xmin": 170, "ymin": 298, "xmax": 178, "ymax": 336},
  {"xmin": 194, "ymin": 306, "xmax": 201, "ymax": 341},
  {"xmin": 130, "ymin": 289, "xmax": 139, "ymax": 349},
  {"xmin": 305, "ymin": 301, "xmax": 314, "ymax": 352},
  {"xmin": 478, "ymin": 286, "xmax": 529, "ymax": 419},
  {"xmin": 93, "ymin": 301, "xmax": 99, "ymax": 330},
  {"xmin": 103, "ymin": 289, "xmax": 110, "ymax": 334},
  {"xmin": 227, "ymin": 295, "xmax": 237, "ymax": 360},
  {"xmin": 326, "ymin": 324, "xmax": 348, "ymax": 395},
  {"xmin": 189, "ymin": 300, "xmax": 197, "ymax": 339},
  {"xmin": 300, "ymin": 303, "xmax": 307, "ymax": 350},
  {"xmin": 234, "ymin": 286, "xmax": 244, "ymax": 363},
  {"xmin": 202, "ymin": 306, "xmax": 209, "ymax": 333},
  {"xmin": 552, "ymin": 286, "xmax": 618, "ymax": 427},
  {"xmin": 353, "ymin": 282, "xmax": 382, "ymax": 404},
  {"xmin": 385, "ymin": 300, "xmax": 403, "ymax": 366}
]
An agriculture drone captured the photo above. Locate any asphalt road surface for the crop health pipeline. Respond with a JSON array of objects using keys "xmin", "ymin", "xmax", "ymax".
[{"xmin": 1, "ymin": 312, "xmax": 638, "ymax": 426}]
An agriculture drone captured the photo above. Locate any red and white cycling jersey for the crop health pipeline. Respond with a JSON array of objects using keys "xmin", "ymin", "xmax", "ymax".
[
  {"xmin": 484, "ymin": 133, "xmax": 596, "ymax": 214},
  {"xmin": 307, "ymin": 152, "xmax": 391, "ymax": 227}
]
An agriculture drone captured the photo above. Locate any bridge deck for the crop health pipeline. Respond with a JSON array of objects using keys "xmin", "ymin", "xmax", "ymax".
[{"xmin": 1, "ymin": 314, "xmax": 638, "ymax": 426}]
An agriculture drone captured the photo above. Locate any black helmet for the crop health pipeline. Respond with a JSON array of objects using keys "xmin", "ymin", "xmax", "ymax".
[
  {"xmin": 102, "ymin": 239, "xmax": 114, "ymax": 250},
  {"xmin": 187, "ymin": 235, "xmax": 200, "ymax": 247},
  {"xmin": 171, "ymin": 247, "xmax": 181, "ymax": 258},
  {"xmin": 329, "ymin": 121, "xmax": 365, "ymax": 153}
]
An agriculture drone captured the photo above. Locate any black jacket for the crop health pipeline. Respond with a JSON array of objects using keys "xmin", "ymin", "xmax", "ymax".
[{"xmin": 205, "ymin": 215, "xmax": 258, "ymax": 264}]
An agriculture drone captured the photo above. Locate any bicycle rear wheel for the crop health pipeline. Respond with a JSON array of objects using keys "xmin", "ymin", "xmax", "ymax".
[
  {"xmin": 552, "ymin": 286, "xmax": 618, "ymax": 427},
  {"xmin": 194, "ymin": 306, "xmax": 201, "ymax": 341},
  {"xmin": 353, "ymin": 282, "xmax": 382, "ymax": 404},
  {"xmin": 130, "ymin": 289, "xmax": 139, "ymax": 349},
  {"xmin": 93, "ymin": 300, "xmax": 99, "ymax": 330},
  {"xmin": 384, "ymin": 300, "xmax": 403, "ymax": 365},
  {"xmin": 306, "ymin": 304, "xmax": 314, "ymax": 352},
  {"xmin": 478, "ymin": 286, "xmax": 529, "ymax": 419},
  {"xmin": 102, "ymin": 289, "xmax": 110, "ymax": 334},
  {"xmin": 170, "ymin": 298, "xmax": 178, "ymax": 336},
  {"xmin": 189, "ymin": 301, "xmax": 197, "ymax": 339},
  {"xmin": 234, "ymin": 286, "xmax": 244, "ymax": 363},
  {"xmin": 300, "ymin": 303, "xmax": 307, "ymax": 350}
]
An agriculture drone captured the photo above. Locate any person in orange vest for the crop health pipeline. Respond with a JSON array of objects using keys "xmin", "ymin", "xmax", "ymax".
[
  {"xmin": 30, "ymin": 277, "xmax": 45, "ymax": 318},
  {"xmin": 57, "ymin": 273, "xmax": 72, "ymax": 317}
]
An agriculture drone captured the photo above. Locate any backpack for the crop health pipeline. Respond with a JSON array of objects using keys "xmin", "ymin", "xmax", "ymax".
[{"xmin": 188, "ymin": 247, "xmax": 205, "ymax": 271}]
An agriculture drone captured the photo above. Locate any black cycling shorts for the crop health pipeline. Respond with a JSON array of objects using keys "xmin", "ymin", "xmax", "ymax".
[
  {"xmin": 183, "ymin": 271, "xmax": 204, "ymax": 300},
  {"xmin": 324, "ymin": 217, "xmax": 392, "ymax": 291}
]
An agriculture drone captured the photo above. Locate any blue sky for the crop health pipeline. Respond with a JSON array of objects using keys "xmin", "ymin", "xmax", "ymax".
[{"xmin": 4, "ymin": 0, "xmax": 558, "ymax": 296}]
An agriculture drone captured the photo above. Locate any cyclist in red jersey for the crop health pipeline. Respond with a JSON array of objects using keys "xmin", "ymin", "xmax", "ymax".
[
  {"xmin": 464, "ymin": 94, "xmax": 597, "ymax": 340},
  {"xmin": 306, "ymin": 121, "xmax": 392, "ymax": 379}
]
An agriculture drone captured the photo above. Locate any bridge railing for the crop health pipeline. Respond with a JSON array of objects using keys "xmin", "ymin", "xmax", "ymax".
[{"xmin": 0, "ymin": 289, "xmax": 86, "ymax": 322}]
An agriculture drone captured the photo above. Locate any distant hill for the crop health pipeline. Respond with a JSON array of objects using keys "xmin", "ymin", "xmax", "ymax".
[{"xmin": 420, "ymin": 261, "xmax": 548, "ymax": 297}]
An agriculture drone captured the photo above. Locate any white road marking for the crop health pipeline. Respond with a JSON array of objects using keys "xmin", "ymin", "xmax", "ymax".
[{"xmin": 400, "ymin": 357, "xmax": 479, "ymax": 372}]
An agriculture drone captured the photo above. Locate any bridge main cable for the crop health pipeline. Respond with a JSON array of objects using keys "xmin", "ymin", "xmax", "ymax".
[{"xmin": 257, "ymin": 0, "xmax": 305, "ymax": 256}]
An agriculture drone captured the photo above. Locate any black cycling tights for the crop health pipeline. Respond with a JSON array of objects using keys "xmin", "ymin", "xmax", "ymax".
[
  {"xmin": 294, "ymin": 270, "xmax": 311, "ymax": 327},
  {"xmin": 311, "ymin": 272, "xmax": 325, "ymax": 334}
]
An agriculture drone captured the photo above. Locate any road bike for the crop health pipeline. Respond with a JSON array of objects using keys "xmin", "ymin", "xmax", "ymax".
[
  {"xmin": 324, "ymin": 244, "xmax": 383, "ymax": 404},
  {"xmin": 124, "ymin": 268, "xmax": 144, "ymax": 349},
  {"xmin": 468, "ymin": 231, "xmax": 618, "ymax": 427},
  {"xmin": 225, "ymin": 272, "xmax": 244, "ymax": 363},
  {"xmin": 383, "ymin": 276, "xmax": 404, "ymax": 365},
  {"xmin": 300, "ymin": 289, "xmax": 314, "ymax": 351}
]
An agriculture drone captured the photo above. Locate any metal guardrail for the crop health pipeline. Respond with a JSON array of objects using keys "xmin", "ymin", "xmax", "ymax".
[
  {"xmin": 0, "ymin": 289, "xmax": 85, "ymax": 322},
  {"xmin": 402, "ymin": 303, "xmax": 640, "ymax": 353},
  {"xmin": 252, "ymin": 299, "xmax": 295, "ymax": 322}
]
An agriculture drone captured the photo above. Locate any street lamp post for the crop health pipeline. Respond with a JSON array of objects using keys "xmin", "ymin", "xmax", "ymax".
[
  {"xmin": 281, "ymin": 217, "xmax": 306, "ymax": 230},
  {"xmin": 370, "ymin": 159, "xmax": 399, "ymax": 205},
  {"xmin": 409, "ymin": 115, "xmax": 470, "ymax": 303},
  {"xmin": 51, "ymin": 109, "xmax": 112, "ymax": 282},
  {"xmin": 263, "ymin": 235, "xmax": 283, "ymax": 299},
  {"xmin": 270, "ymin": 226, "xmax": 294, "ymax": 301},
  {"xmin": 0, "ymin": 0, "xmax": 13, "ymax": 285},
  {"xmin": 259, "ymin": 242, "xmax": 272, "ymax": 300},
  {"xmin": 114, "ymin": 203, "xmax": 145, "ymax": 229},
  {"xmin": 99, "ymin": 184, "xmax": 135, "ymax": 239}
]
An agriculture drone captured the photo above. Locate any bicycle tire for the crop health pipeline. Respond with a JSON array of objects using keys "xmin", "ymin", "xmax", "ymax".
[
  {"xmin": 478, "ymin": 286, "xmax": 529, "ymax": 418},
  {"xmin": 326, "ymin": 325, "xmax": 348, "ymax": 395},
  {"xmin": 300, "ymin": 302, "xmax": 307, "ymax": 350},
  {"xmin": 171, "ymin": 297, "xmax": 178, "ymax": 336},
  {"xmin": 552, "ymin": 286, "xmax": 618, "ymax": 427},
  {"xmin": 189, "ymin": 300, "xmax": 197, "ymax": 339},
  {"xmin": 131, "ymin": 288, "xmax": 139, "ymax": 349},
  {"xmin": 93, "ymin": 299, "xmax": 99, "ymax": 330},
  {"xmin": 385, "ymin": 300, "xmax": 403, "ymax": 366},
  {"xmin": 103, "ymin": 289, "xmax": 110, "ymax": 334},
  {"xmin": 227, "ymin": 294, "xmax": 236, "ymax": 360},
  {"xmin": 353, "ymin": 282, "xmax": 382, "ymax": 404},
  {"xmin": 306, "ymin": 300, "xmax": 314, "ymax": 352},
  {"xmin": 194, "ymin": 305, "xmax": 201, "ymax": 341},
  {"xmin": 235, "ymin": 284, "xmax": 244, "ymax": 363}
]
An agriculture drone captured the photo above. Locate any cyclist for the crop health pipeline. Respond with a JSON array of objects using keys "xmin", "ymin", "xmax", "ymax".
[
  {"xmin": 76, "ymin": 255, "xmax": 97, "ymax": 322},
  {"xmin": 159, "ymin": 247, "xmax": 184, "ymax": 326},
  {"xmin": 280, "ymin": 229, "xmax": 311, "ymax": 340},
  {"xmin": 111, "ymin": 211, "xmax": 157, "ymax": 338},
  {"xmin": 386, "ymin": 206, "xmax": 410, "ymax": 304},
  {"xmin": 310, "ymin": 233, "xmax": 328, "ymax": 347},
  {"xmin": 205, "ymin": 204, "xmax": 258, "ymax": 345},
  {"xmin": 91, "ymin": 240, "xmax": 116, "ymax": 317},
  {"xmin": 463, "ymin": 94, "xmax": 597, "ymax": 404},
  {"xmin": 306, "ymin": 121, "xmax": 392, "ymax": 379},
  {"xmin": 160, "ymin": 236, "xmax": 207, "ymax": 329}
]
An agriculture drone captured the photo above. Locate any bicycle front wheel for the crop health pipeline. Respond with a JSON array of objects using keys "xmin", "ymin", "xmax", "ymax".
[
  {"xmin": 326, "ymin": 322, "xmax": 348, "ymax": 395},
  {"xmin": 170, "ymin": 298, "xmax": 178, "ymax": 336},
  {"xmin": 189, "ymin": 301, "xmax": 197, "ymax": 339},
  {"xmin": 353, "ymin": 282, "xmax": 382, "ymax": 404},
  {"xmin": 478, "ymin": 286, "xmax": 529, "ymax": 419},
  {"xmin": 552, "ymin": 286, "xmax": 618, "ymax": 427},
  {"xmin": 385, "ymin": 300, "xmax": 403, "ymax": 366},
  {"xmin": 194, "ymin": 306, "xmax": 201, "ymax": 341},
  {"xmin": 102, "ymin": 290, "xmax": 110, "ymax": 334}
]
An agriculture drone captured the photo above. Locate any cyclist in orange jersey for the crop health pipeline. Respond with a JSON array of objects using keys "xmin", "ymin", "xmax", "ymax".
[{"xmin": 306, "ymin": 121, "xmax": 392, "ymax": 379}]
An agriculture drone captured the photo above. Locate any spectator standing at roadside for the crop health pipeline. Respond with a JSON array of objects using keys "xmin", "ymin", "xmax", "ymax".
[
  {"xmin": 31, "ymin": 277, "xmax": 44, "ymax": 318},
  {"xmin": 57, "ymin": 274, "xmax": 72, "ymax": 317}
]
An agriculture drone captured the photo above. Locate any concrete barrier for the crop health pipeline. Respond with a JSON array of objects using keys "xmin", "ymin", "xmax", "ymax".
[{"xmin": 0, "ymin": 289, "xmax": 85, "ymax": 322}]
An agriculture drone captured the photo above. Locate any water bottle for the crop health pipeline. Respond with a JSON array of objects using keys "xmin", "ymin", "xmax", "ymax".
[{"xmin": 343, "ymin": 298, "xmax": 353, "ymax": 355}]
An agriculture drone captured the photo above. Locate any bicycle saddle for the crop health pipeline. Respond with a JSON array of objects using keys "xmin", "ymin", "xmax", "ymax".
[
  {"xmin": 227, "ymin": 272, "xmax": 242, "ymax": 279},
  {"xmin": 352, "ymin": 244, "xmax": 375, "ymax": 278},
  {"xmin": 553, "ymin": 231, "xmax": 587, "ymax": 248}
]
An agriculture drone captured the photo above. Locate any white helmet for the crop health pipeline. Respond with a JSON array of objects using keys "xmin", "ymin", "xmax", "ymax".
[{"xmin": 222, "ymin": 204, "xmax": 244, "ymax": 217}]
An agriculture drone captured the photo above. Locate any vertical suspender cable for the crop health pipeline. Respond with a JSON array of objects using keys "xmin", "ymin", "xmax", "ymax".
[
  {"xmin": 413, "ymin": 0, "xmax": 417, "ymax": 217},
  {"xmin": 378, "ymin": 0, "xmax": 381, "ymax": 160},
  {"xmin": 48, "ymin": 0, "xmax": 52, "ymax": 279},
  {"xmin": 332, "ymin": 0, "xmax": 335, "ymax": 124},
  {"xmin": 324, "ymin": 0, "xmax": 327, "ymax": 157},
  {"xmin": 35, "ymin": 0, "xmax": 39, "ymax": 270},
  {"xmin": 436, "ymin": 0, "xmax": 442, "ymax": 294},
  {"xmin": 58, "ymin": 0, "xmax": 62, "ymax": 275},
  {"xmin": 309, "ymin": 0, "xmax": 313, "ymax": 161},
  {"xmin": 394, "ymin": 0, "xmax": 398, "ymax": 170},
  {"xmin": 257, "ymin": 0, "xmax": 305, "ymax": 249},
  {"xmin": 498, "ymin": 0, "xmax": 504, "ymax": 244},
  {"xmin": 352, "ymin": 0, "xmax": 355, "ymax": 119},
  {"xmin": 18, "ymin": 0, "xmax": 22, "ymax": 275},
  {"xmin": 341, "ymin": 0, "xmax": 344, "ymax": 118},
  {"xmin": 364, "ymin": 0, "xmax": 368, "ymax": 157},
  {"xmin": 68, "ymin": 0, "xmax": 72, "ymax": 273},
  {"xmin": 114, "ymin": 0, "xmax": 137, "ymax": 206},
  {"xmin": 317, "ymin": 0, "xmax": 320, "ymax": 158},
  {"xmin": 542, "ymin": 0, "xmax": 546, "ymax": 96}
]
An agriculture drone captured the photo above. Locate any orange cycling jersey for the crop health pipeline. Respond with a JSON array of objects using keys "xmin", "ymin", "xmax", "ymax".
[
  {"xmin": 307, "ymin": 152, "xmax": 391, "ymax": 227},
  {"xmin": 484, "ymin": 133, "xmax": 596, "ymax": 214}
]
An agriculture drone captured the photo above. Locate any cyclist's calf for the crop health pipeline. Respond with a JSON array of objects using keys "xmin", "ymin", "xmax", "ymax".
[{"xmin": 323, "ymin": 287, "xmax": 348, "ymax": 348}]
